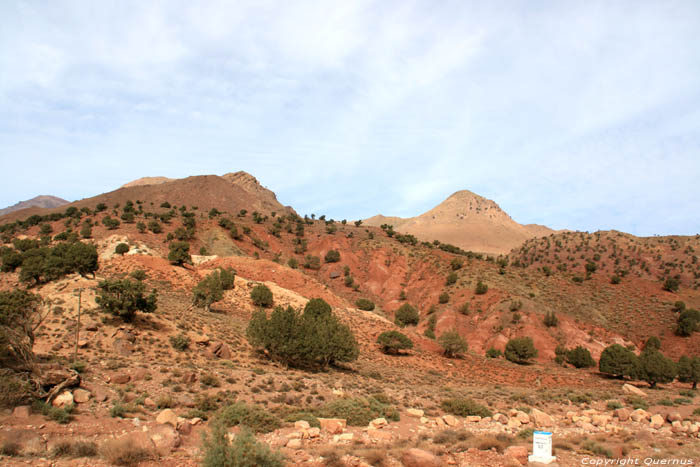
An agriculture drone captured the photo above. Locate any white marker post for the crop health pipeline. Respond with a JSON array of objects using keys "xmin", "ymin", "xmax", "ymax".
[{"xmin": 528, "ymin": 431, "xmax": 556, "ymax": 464}]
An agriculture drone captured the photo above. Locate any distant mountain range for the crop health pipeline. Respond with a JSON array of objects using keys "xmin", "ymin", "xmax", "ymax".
[{"xmin": 0, "ymin": 195, "xmax": 69, "ymax": 217}]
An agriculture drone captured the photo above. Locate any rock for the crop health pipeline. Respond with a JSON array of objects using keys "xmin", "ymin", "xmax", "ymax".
[
  {"xmin": 529, "ymin": 409, "xmax": 553, "ymax": 428},
  {"xmin": 507, "ymin": 418, "xmax": 521, "ymax": 429},
  {"xmin": 592, "ymin": 415, "xmax": 611, "ymax": 427},
  {"xmin": 85, "ymin": 323, "xmax": 98, "ymax": 331},
  {"xmin": 73, "ymin": 388, "xmax": 91, "ymax": 403},
  {"xmin": 630, "ymin": 409, "xmax": 650, "ymax": 422},
  {"xmin": 149, "ymin": 423, "xmax": 181, "ymax": 455},
  {"xmin": 307, "ymin": 427, "xmax": 321, "ymax": 438},
  {"xmin": 52, "ymin": 391, "xmax": 74, "ymax": 408},
  {"xmin": 494, "ymin": 413, "xmax": 508, "ymax": 424},
  {"xmin": 12, "ymin": 405, "xmax": 31, "ymax": 418},
  {"xmin": 93, "ymin": 386, "xmax": 111, "ymax": 402},
  {"xmin": 111, "ymin": 373, "xmax": 130, "ymax": 384},
  {"xmin": 209, "ymin": 342, "xmax": 232, "ymax": 359},
  {"xmin": 133, "ymin": 368, "xmax": 149, "ymax": 380},
  {"xmin": 144, "ymin": 397, "xmax": 157, "ymax": 408},
  {"xmin": 177, "ymin": 421, "xmax": 192, "ymax": 435},
  {"xmin": 286, "ymin": 438, "xmax": 302, "ymax": 449},
  {"xmin": 179, "ymin": 394, "xmax": 195, "ymax": 408},
  {"xmin": 466, "ymin": 416, "xmax": 482, "ymax": 423},
  {"xmin": 156, "ymin": 409, "xmax": 179, "ymax": 427},
  {"xmin": 667, "ymin": 412, "xmax": 682, "ymax": 423},
  {"xmin": 182, "ymin": 372, "xmax": 197, "ymax": 384},
  {"xmin": 615, "ymin": 408, "xmax": 631, "ymax": 422},
  {"xmin": 329, "ymin": 269, "xmax": 341, "ymax": 279},
  {"xmin": 113, "ymin": 338, "xmax": 133, "ymax": 356},
  {"xmin": 504, "ymin": 445, "xmax": 528, "ymax": 465},
  {"xmin": 515, "ymin": 411, "xmax": 530, "ymax": 424},
  {"xmin": 443, "ymin": 415, "xmax": 458, "ymax": 426},
  {"xmin": 294, "ymin": 420, "xmax": 311, "ymax": 430},
  {"xmin": 407, "ymin": 408, "xmax": 425, "ymax": 418},
  {"xmin": 650, "ymin": 414, "xmax": 665, "ymax": 429},
  {"xmin": 368, "ymin": 428, "xmax": 393, "ymax": 441},
  {"xmin": 333, "ymin": 433, "xmax": 354, "ymax": 443},
  {"xmin": 319, "ymin": 418, "xmax": 346, "ymax": 434},
  {"xmin": 369, "ymin": 417, "xmax": 388, "ymax": 429},
  {"xmin": 671, "ymin": 421, "xmax": 686, "ymax": 433},
  {"xmin": 77, "ymin": 339, "xmax": 89, "ymax": 348},
  {"xmin": 622, "ymin": 384, "xmax": 647, "ymax": 397},
  {"xmin": 401, "ymin": 448, "xmax": 442, "ymax": 467}
]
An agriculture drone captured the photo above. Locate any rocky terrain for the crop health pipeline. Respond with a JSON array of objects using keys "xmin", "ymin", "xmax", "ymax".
[
  {"xmin": 0, "ymin": 195, "xmax": 69, "ymax": 217},
  {"xmin": 0, "ymin": 173, "xmax": 699, "ymax": 466}
]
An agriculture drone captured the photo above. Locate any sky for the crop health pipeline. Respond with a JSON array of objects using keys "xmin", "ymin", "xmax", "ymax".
[{"xmin": 1, "ymin": 1, "xmax": 699, "ymax": 236}]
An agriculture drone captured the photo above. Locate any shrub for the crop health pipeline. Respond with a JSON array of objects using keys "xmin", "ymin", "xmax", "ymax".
[
  {"xmin": 599, "ymin": 344, "xmax": 639, "ymax": 378},
  {"xmin": 610, "ymin": 275, "xmax": 621, "ymax": 284},
  {"xmin": 170, "ymin": 333, "xmax": 190, "ymax": 351},
  {"xmin": 457, "ymin": 303, "xmax": 470, "ymax": 315},
  {"xmin": 565, "ymin": 346, "xmax": 595, "ymax": 368},
  {"xmin": 677, "ymin": 355, "xmax": 700, "ymax": 389},
  {"xmin": 663, "ymin": 277, "xmax": 680, "ymax": 292},
  {"xmin": 438, "ymin": 329, "xmax": 468, "ymax": 358},
  {"xmin": 218, "ymin": 402, "xmax": 281, "ymax": 433},
  {"xmin": 638, "ymin": 349, "xmax": 677, "ymax": 388},
  {"xmin": 315, "ymin": 397, "xmax": 399, "ymax": 426},
  {"xmin": 355, "ymin": 298, "xmax": 375, "ymax": 311},
  {"xmin": 376, "ymin": 330, "xmax": 413, "ymax": 354},
  {"xmin": 101, "ymin": 436, "xmax": 153, "ymax": 466},
  {"xmin": 0, "ymin": 290, "xmax": 43, "ymax": 372},
  {"xmin": 505, "ymin": 337, "xmax": 538, "ymax": 364},
  {"xmin": 303, "ymin": 255, "xmax": 321, "ymax": 270},
  {"xmin": 284, "ymin": 412, "xmax": 320, "ymax": 428},
  {"xmin": 0, "ymin": 370, "xmax": 30, "ymax": 408},
  {"xmin": 250, "ymin": 284, "xmax": 274, "ymax": 308},
  {"xmin": 192, "ymin": 267, "xmax": 236, "ymax": 312},
  {"xmin": 324, "ymin": 250, "xmax": 340, "ymax": 263},
  {"xmin": 475, "ymin": 281, "xmax": 488, "ymax": 295},
  {"xmin": 246, "ymin": 299, "xmax": 359, "ymax": 368},
  {"xmin": 643, "ymin": 336, "xmax": 661, "ymax": 352},
  {"xmin": 543, "ymin": 311, "xmax": 558, "ymax": 327},
  {"xmin": 202, "ymin": 423, "xmax": 284, "ymax": 467},
  {"xmin": 287, "ymin": 257, "xmax": 298, "ymax": 269},
  {"xmin": 394, "ymin": 303, "xmax": 419, "ymax": 327},
  {"xmin": 147, "ymin": 220, "xmax": 162, "ymax": 233},
  {"xmin": 115, "ymin": 243, "xmax": 129, "ymax": 256},
  {"xmin": 130, "ymin": 269, "xmax": 147, "ymax": 281},
  {"xmin": 486, "ymin": 348, "xmax": 502, "ymax": 359},
  {"xmin": 168, "ymin": 241, "xmax": 192, "ymax": 266},
  {"xmin": 446, "ymin": 272, "xmax": 458, "ymax": 286},
  {"xmin": 441, "ymin": 398, "xmax": 492, "ymax": 418},
  {"xmin": 96, "ymin": 278, "xmax": 157, "ymax": 322},
  {"xmin": 450, "ymin": 258, "xmax": 463, "ymax": 270},
  {"xmin": 438, "ymin": 292, "xmax": 449, "ymax": 304},
  {"xmin": 676, "ymin": 309, "xmax": 700, "ymax": 336},
  {"xmin": 51, "ymin": 440, "xmax": 97, "ymax": 458}
]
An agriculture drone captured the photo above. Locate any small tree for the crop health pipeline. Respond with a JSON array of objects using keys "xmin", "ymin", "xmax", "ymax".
[
  {"xmin": 192, "ymin": 268, "xmax": 236, "ymax": 312},
  {"xmin": 0, "ymin": 290, "xmax": 45, "ymax": 371},
  {"xmin": 677, "ymin": 356, "xmax": 700, "ymax": 389},
  {"xmin": 355, "ymin": 298, "xmax": 375, "ymax": 311},
  {"xmin": 324, "ymin": 250, "xmax": 340, "ymax": 263},
  {"xmin": 676, "ymin": 309, "xmax": 700, "ymax": 336},
  {"xmin": 643, "ymin": 336, "xmax": 661, "ymax": 352},
  {"xmin": 505, "ymin": 337, "xmax": 538, "ymax": 364},
  {"xmin": 202, "ymin": 423, "xmax": 284, "ymax": 467},
  {"xmin": 251, "ymin": 284, "xmax": 274, "ymax": 308},
  {"xmin": 115, "ymin": 243, "xmax": 129, "ymax": 256},
  {"xmin": 80, "ymin": 224, "xmax": 92, "ymax": 238},
  {"xmin": 446, "ymin": 272, "xmax": 458, "ymax": 286},
  {"xmin": 543, "ymin": 311, "xmax": 558, "ymax": 327},
  {"xmin": 376, "ymin": 330, "xmax": 413, "ymax": 355},
  {"xmin": 438, "ymin": 292, "xmax": 449, "ymax": 304},
  {"xmin": 168, "ymin": 241, "xmax": 192, "ymax": 266},
  {"xmin": 450, "ymin": 258, "xmax": 463, "ymax": 270},
  {"xmin": 438, "ymin": 329, "xmax": 468, "ymax": 358},
  {"xmin": 475, "ymin": 280, "xmax": 488, "ymax": 295},
  {"xmin": 565, "ymin": 346, "xmax": 595, "ymax": 368},
  {"xmin": 598, "ymin": 344, "xmax": 639, "ymax": 379},
  {"xmin": 96, "ymin": 278, "xmax": 157, "ymax": 322},
  {"xmin": 394, "ymin": 303, "xmax": 419, "ymax": 327},
  {"xmin": 663, "ymin": 277, "xmax": 680, "ymax": 292},
  {"xmin": 638, "ymin": 349, "xmax": 676, "ymax": 388},
  {"xmin": 148, "ymin": 220, "xmax": 162, "ymax": 234}
]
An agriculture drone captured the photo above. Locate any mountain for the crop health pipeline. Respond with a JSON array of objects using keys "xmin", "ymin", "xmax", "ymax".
[
  {"xmin": 0, "ymin": 195, "xmax": 69, "ymax": 217},
  {"xmin": 365, "ymin": 190, "xmax": 554, "ymax": 255}
]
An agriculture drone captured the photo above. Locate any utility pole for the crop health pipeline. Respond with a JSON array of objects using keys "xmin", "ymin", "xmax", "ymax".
[{"xmin": 74, "ymin": 288, "xmax": 82, "ymax": 363}]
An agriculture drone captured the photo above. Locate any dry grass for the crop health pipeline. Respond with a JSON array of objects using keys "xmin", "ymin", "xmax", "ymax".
[{"xmin": 100, "ymin": 437, "xmax": 154, "ymax": 466}]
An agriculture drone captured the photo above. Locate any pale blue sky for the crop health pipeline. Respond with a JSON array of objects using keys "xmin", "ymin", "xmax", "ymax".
[{"xmin": 1, "ymin": 1, "xmax": 699, "ymax": 235}]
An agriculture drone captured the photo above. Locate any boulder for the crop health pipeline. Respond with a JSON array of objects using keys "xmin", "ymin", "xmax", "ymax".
[
  {"xmin": 615, "ymin": 408, "xmax": 631, "ymax": 422},
  {"xmin": 592, "ymin": 415, "xmax": 611, "ymax": 427},
  {"xmin": 368, "ymin": 428, "xmax": 393, "ymax": 441},
  {"xmin": 622, "ymin": 384, "xmax": 646, "ymax": 397},
  {"xmin": 52, "ymin": 391, "xmax": 74, "ymax": 408},
  {"xmin": 149, "ymin": 423, "xmax": 181, "ymax": 455},
  {"xmin": 630, "ymin": 409, "xmax": 650, "ymax": 423},
  {"xmin": 319, "ymin": 418, "xmax": 346, "ymax": 434},
  {"xmin": 113, "ymin": 338, "xmax": 133, "ymax": 356},
  {"xmin": 12, "ymin": 406, "xmax": 31, "ymax": 418},
  {"xmin": 407, "ymin": 408, "xmax": 425, "ymax": 418},
  {"xmin": 442, "ymin": 415, "xmax": 458, "ymax": 427},
  {"xmin": 401, "ymin": 448, "xmax": 442, "ymax": 467},
  {"xmin": 93, "ymin": 386, "xmax": 111, "ymax": 402},
  {"xmin": 294, "ymin": 420, "xmax": 311, "ymax": 430},
  {"xmin": 650, "ymin": 414, "xmax": 665, "ymax": 429},
  {"xmin": 667, "ymin": 412, "xmax": 682, "ymax": 423},
  {"xmin": 307, "ymin": 427, "xmax": 321, "ymax": 438},
  {"xmin": 286, "ymin": 438, "xmax": 302, "ymax": 448},
  {"xmin": 466, "ymin": 416, "xmax": 482, "ymax": 423},
  {"xmin": 156, "ymin": 409, "xmax": 179, "ymax": 427},
  {"xmin": 515, "ymin": 411, "xmax": 530, "ymax": 424},
  {"xmin": 73, "ymin": 388, "xmax": 91, "ymax": 403},
  {"xmin": 133, "ymin": 368, "xmax": 149, "ymax": 380},
  {"xmin": 111, "ymin": 373, "xmax": 130, "ymax": 384},
  {"xmin": 529, "ymin": 409, "xmax": 554, "ymax": 428},
  {"xmin": 504, "ymin": 445, "xmax": 528, "ymax": 465},
  {"xmin": 369, "ymin": 417, "xmax": 388, "ymax": 429}
]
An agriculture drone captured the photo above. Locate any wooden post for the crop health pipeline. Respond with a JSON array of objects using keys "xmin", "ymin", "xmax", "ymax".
[{"xmin": 74, "ymin": 289, "xmax": 82, "ymax": 363}]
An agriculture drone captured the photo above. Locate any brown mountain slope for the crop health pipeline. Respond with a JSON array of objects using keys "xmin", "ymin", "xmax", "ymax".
[
  {"xmin": 365, "ymin": 190, "xmax": 554, "ymax": 255},
  {"xmin": 120, "ymin": 176, "xmax": 173, "ymax": 188},
  {"xmin": 0, "ymin": 195, "xmax": 68, "ymax": 217}
]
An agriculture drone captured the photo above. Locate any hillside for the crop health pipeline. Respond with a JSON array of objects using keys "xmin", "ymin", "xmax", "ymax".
[
  {"xmin": 0, "ymin": 195, "xmax": 68, "ymax": 217},
  {"xmin": 1, "ymin": 175, "xmax": 699, "ymax": 466},
  {"xmin": 365, "ymin": 190, "xmax": 554, "ymax": 255}
]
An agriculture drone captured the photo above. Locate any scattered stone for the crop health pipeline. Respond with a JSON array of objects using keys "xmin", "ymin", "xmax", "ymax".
[
  {"xmin": 650, "ymin": 414, "xmax": 665, "ymax": 429},
  {"xmin": 307, "ymin": 427, "xmax": 321, "ymax": 438},
  {"xmin": 111, "ymin": 373, "xmax": 130, "ymax": 384},
  {"xmin": 592, "ymin": 415, "xmax": 611, "ymax": 427},
  {"xmin": 466, "ymin": 416, "xmax": 482, "ymax": 423},
  {"xmin": 52, "ymin": 391, "xmax": 74, "ymax": 408},
  {"xmin": 401, "ymin": 448, "xmax": 442, "ymax": 467},
  {"xmin": 319, "ymin": 418, "xmax": 346, "ymax": 434},
  {"xmin": 407, "ymin": 408, "xmax": 425, "ymax": 418},
  {"xmin": 443, "ymin": 415, "xmax": 458, "ymax": 426},
  {"xmin": 368, "ymin": 428, "xmax": 393, "ymax": 441},
  {"xmin": 294, "ymin": 420, "xmax": 311, "ymax": 430},
  {"xmin": 622, "ymin": 384, "xmax": 647, "ymax": 397},
  {"xmin": 93, "ymin": 386, "xmax": 111, "ymax": 402},
  {"xmin": 504, "ymin": 445, "xmax": 528, "ymax": 465},
  {"xmin": 12, "ymin": 405, "xmax": 31, "ymax": 418},
  {"xmin": 369, "ymin": 417, "xmax": 388, "ymax": 429},
  {"xmin": 630, "ymin": 409, "xmax": 650, "ymax": 423},
  {"xmin": 333, "ymin": 433, "xmax": 354, "ymax": 443},
  {"xmin": 113, "ymin": 338, "xmax": 133, "ymax": 356},
  {"xmin": 529, "ymin": 409, "xmax": 554, "ymax": 428},
  {"xmin": 149, "ymin": 423, "xmax": 181, "ymax": 455},
  {"xmin": 615, "ymin": 408, "xmax": 631, "ymax": 422},
  {"xmin": 156, "ymin": 409, "xmax": 179, "ymax": 427},
  {"xmin": 133, "ymin": 368, "xmax": 149, "ymax": 380},
  {"xmin": 73, "ymin": 388, "xmax": 91, "ymax": 403},
  {"xmin": 667, "ymin": 412, "xmax": 682, "ymax": 423},
  {"xmin": 286, "ymin": 438, "xmax": 302, "ymax": 449}
]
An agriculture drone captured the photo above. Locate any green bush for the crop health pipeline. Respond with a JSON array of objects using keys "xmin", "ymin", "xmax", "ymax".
[
  {"xmin": 324, "ymin": 250, "xmax": 340, "ymax": 263},
  {"xmin": 677, "ymin": 355, "xmax": 700, "ymax": 389},
  {"xmin": 599, "ymin": 344, "xmax": 639, "ymax": 378},
  {"xmin": 565, "ymin": 346, "xmax": 595, "ymax": 368},
  {"xmin": 638, "ymin": 349, "xmax": 676, "ymax": 388},
  {"xmin": 394, "ymin": 303, "xmax": 419, "ymax": 327},
  {"xmin": 663, "ymin": 277, "xmax": 680, "ymax": 292},
  {"xmin": 96, "ymin": 278, "xmax": 157, "ymax": 322},
  {"xmin": 315, "ymin": 397, "xmax": 399, "ymax": 426},
  {"xmin": 284, "ymin": 412, "xmax": 320, "ymax": 428},
  {"xmin": 543, "ymin": 311, "xmax": 558, "ymax": 327},
  {"xmin": 192, "ymin": 267, "xmax": 236, "ymax": 312},
  {"xmin": 438, "ymin": 329, "xmax": 468, "ymax": 358},
  {"xmin": 202, "ymin": 423, "xmax": 284, "ymax": 467},
  {"xmin": 486, "ymin": 348, "xmax": 502, "ymax": 359},
  {"xmin": 246, "ymin": 299, "xmax": 359, "ymax": 368},
  {"xmin": 376, "ymin": 330, "xmax": 413, "ymax": 354},
  {"xmin": 0, "ymin": 370, "xmax": 30, "ymax": 408},
  {"xmin": 170, "ymin": 333, "xmax": 190, "ymax": 351},
  {"xmin": 441, "ymin": 398, "xmax": 492, "ymax": 418},
  {"xmin": 505, "ymin": 337, "xmax": 538, "ymax": 364},
  {"xmin": 250, "ymin": 284, "xmax": 274, "ymax": 308},
  {"xmin": 33, "ymin": 400, "xmax": 73, "ymax": 424},
  {"xmin": 355, "ymin": 298, "xmax": 375, "ymax": 311},
  {"xmin": 303, "ymin": 255, "xmax": 321, "ymax": 270},
  {"xmin": 438, "ymin": 292, "xmax": 449, "ymax": 304},
  {"xmin": 450, "ymin": 258, "xmax": 463, "ymax": 270},
  {"xmin": 168, "ymin": 241, "xmax": 192, "ymax": 266},
  {"xmin": 115, "ymin": 243, "xmax": 129, "ymax": 256},
  {"xmin": 475, "ymin": 281, "xmax": 488, "ymax": 295},
  {"xmin": 287, "ymin": 257, "xmax": 298, "ymax": 269},
  {"xmin": 0, "ymin": 290, "xmax": 43, "ymax": 372},
  {"xmin": 446, "ymin": 272, "xmax": 458, "ymax": 286},
  {"xmin": 218, "ymin": 402, "xmax": 281, "ymax": 433},
  {"xmin": 676, "ymin": 309, "xmax": 700, "ymax": 336}
]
